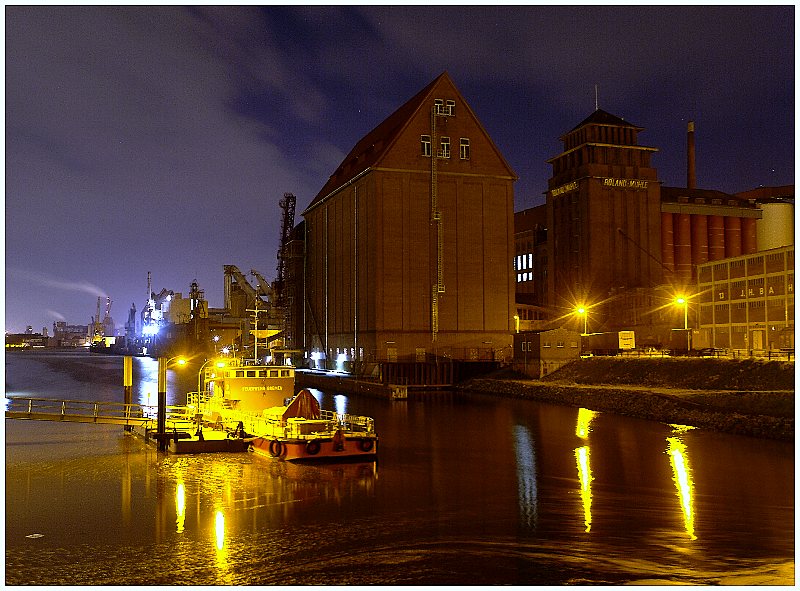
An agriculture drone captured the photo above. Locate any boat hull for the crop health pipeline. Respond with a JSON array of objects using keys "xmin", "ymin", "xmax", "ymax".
[{"xmin": 250, "ymin": 435, "xmax": 377, "ymax": 462}]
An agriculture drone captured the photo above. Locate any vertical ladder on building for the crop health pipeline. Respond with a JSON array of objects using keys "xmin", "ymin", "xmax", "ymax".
[{"xmin": 430, "ymin": 101, "xmax": 449, "ymax": 342}]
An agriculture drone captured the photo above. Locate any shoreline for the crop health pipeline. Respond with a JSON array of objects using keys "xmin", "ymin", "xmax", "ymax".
[{"xmin": 456, "ymin": 378, "xmax": 794, "ymax": 441}]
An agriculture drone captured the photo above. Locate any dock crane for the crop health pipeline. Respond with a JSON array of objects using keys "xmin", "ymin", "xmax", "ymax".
[
  {"xmin": 90, "ymin": 296, "xmax": 112, "ymax": 343},
  {"xmin": 91, "ymin": 297, "xmax": 104, "ymax": 343},
  {"xmin": 274, "ymin": 192, "xmax": 296, "ymax": 309}
]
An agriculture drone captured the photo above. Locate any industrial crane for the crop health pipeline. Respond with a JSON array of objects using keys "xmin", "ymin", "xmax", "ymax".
[
  {"xmin": 274, "ymin": 192, "xmax": 295, "ymax": 309},
  {"xmin": 91, "ymin": 296, "xmax": 112, "ymax": 343}
]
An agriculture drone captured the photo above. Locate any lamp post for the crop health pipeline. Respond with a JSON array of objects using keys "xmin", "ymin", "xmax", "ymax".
[
  {"xmin": 676, "ymin": 297, "xmax": 689, "ymax": 352},
  {"xmin": 196, "ymin": 358, "xmax": 227, "ymax": 404},
  {"xmin": 576, "ymin": 306, "xmax": 588, "ymax": 335},
  {"xmin": 157, "ymin": 356, "xmax": 186, "ymax": 451}
]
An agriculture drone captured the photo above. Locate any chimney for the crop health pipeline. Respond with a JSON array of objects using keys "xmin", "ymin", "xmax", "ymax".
[{"xmin": 687, "ymin": 120, "xmax": 696, "ymax": 189}]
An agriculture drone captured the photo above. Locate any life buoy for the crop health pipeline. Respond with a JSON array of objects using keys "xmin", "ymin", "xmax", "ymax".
[
  {"xmin": 306, "ymin": 440, "xmax": 321, "ymax": 455},
  {"xmin": 268, "ymin": 440, "xmax": 284, "ymax": 457},
  {"xmin": 359, "ymin": 438, "xmax": 374, "ymax": 453}
]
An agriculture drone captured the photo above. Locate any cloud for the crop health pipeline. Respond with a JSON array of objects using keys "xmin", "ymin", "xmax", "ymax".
[{"xmin": 8, "ymin": 268, "xmax": 108, "ymax": 299}]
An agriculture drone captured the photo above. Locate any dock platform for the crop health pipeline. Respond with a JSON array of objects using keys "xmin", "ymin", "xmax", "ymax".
[{"xmin": 132, "ymin": 423, "xmax": 250, "ymax": 454}]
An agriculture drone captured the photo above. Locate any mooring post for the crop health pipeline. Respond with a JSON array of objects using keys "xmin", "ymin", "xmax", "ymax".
[
  {"xmin": 157, "ymin": 357, "xmax": 167, "ymax": 451},
  {"xmin": 123, "ymin": 356, "xmax": 133, "ymax": 432}
]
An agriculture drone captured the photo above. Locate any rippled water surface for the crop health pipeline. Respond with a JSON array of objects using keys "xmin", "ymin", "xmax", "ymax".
[{"xmin": 4, "ymin": 351, "xmax": 794, "ymax": 585}]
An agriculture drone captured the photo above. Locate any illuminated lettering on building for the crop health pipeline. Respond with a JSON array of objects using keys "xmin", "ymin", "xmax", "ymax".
[
  {"xmin": 551, "ymin": 180, "xmax": 579, "ymax": 197},
  {"xmin": 601, "ymin": 177, "xmax": 649, "ymax": 189},
  {"xmin": 716, "ymin": 283, "xmax": 792, "ymax": 300}
]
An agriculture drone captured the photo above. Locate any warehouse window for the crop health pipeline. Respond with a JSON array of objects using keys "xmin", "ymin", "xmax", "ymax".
[
  {"xmin": 421, "ymin": 135, "xmax": 431, "ymax": 157},
  {"xmin": 439, "ymin": 137, "xmax": 450, "ymax": 159},
  {"xmin": 460, "ymin": 138, "xmax": 470, "ymax": 159}
]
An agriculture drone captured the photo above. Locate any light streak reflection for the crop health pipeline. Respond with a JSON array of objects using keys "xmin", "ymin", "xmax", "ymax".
[
  {"xmin": 575, "ymin": 446, "xmax": 593, "ymax": 532},
  {"xmin": 513, "ymin": 424, "xmax": 538, "ymax": 527},
  {"xmin": 666, "ymin": 431, "xmax": 697, "ymax": 540},
  {"xmin": 575, "ymin": 407, "xmax": 597, "ymax": 439},
  {"xmin": 574, "ymin": 408, "xmax": 596, "ymax": 533},
  {"xmin": 215, "ymin": 510, "xmax": 225, "ymax": 549},
  {"xmin": 175, "ymin": 481, "xmax": 186, "ymax": 533}
]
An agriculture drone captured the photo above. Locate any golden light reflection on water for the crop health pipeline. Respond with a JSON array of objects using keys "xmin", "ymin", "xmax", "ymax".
[
  {"xmin": 666, "ymin": 426, "xmax": 697, "ymax": 541},
  {"xmin": 176, "ymin": 482, "xmax": 186, "ymax": 533},
  {"xmin": 574, "ymin": 408, "xmax": 596, "ymax": 533},
  {"xmin": 213, "ymin": 509, "xmax": 232, "ymax": 585},
  {"xmin": 575, "ymin": 446, "xmax": 593, "ymax": 532},
  {"xmin": 575, "ymin": 407, "xmax": 597, "ymax": 439},
  {"xmin": 215, "ymin": 510, "xmax": 225, "ymax": 550}
]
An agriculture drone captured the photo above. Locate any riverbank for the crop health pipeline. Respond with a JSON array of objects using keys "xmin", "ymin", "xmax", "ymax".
[{"xmin": 457, "ymin": 357, "xmax": 794, "ymax": 441}]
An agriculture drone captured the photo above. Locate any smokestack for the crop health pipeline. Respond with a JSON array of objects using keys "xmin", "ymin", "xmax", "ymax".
[{"xmin": 687, "ymin": 120, "xmax": 696, "ymax": 189}]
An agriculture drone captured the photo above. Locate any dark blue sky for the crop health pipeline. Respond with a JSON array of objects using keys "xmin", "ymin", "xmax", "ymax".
[{"xmin": 5, "ymin": 5, "xmax": 794, "ymax": 334}]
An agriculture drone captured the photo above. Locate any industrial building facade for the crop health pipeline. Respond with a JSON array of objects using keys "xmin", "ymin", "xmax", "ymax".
[
  {"xmin": 515, "ymin": 110, "xmax": 792, "ymax": 349},
  {"xmin": 302, "ymin": 72, "xmax": 517, "ymax": 379},
  {"xmin": 696, "ymin": 245, "xmax": 794, "ymax": 352}
]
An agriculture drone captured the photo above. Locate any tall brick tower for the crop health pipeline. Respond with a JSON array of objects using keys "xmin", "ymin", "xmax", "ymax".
[{"xmin": 545, "ymin": 109, "xmax": 662, "ymax": 326}]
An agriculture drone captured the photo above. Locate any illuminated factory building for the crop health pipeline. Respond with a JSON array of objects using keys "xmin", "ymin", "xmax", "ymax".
[{"xmin": 515, "ymin": 112, "xmax": 793, "ymax": 350}]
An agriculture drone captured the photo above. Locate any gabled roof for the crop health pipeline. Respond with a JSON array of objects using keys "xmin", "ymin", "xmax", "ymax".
[
  {"xmin": 305, "ymin": 71, "xmax": 516, "ymax": 213},
  {"xmin": 568, "ymin": 108, "xmax": 642, "ymax": 133}
]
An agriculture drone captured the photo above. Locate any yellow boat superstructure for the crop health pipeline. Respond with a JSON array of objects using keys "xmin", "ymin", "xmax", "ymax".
[{"xmin": 188, "ymin": 357, "xmax": 377, "ymax": 461}]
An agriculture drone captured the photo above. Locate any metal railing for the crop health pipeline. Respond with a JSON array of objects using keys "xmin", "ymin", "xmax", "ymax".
[
  {"xmin": 190, "ymin": 397, "xmax": 376, "ymax": 440},
  {"xmin": 5, "ymin": 397, "xmax": 193, "ymax": 427}
]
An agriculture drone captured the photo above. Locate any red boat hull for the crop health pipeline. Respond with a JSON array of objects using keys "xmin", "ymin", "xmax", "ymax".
[{"xmin": 250, "ymin": 435, "xmax": 377, "ymax": 462}]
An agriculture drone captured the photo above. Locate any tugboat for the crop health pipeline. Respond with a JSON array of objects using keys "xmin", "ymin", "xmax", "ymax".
[{"xmin": 188, "ymin": 357, "xmax": 378, "ymax": 462}]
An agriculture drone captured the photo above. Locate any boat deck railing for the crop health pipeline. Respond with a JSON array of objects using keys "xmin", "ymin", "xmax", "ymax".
[
  {"xmin": 191, "ymin": 398, "xmax": 376, "ymax": 439},
  {"xmin": 5, "ymin": 396, "xmax": 194, "ymax": 427}
]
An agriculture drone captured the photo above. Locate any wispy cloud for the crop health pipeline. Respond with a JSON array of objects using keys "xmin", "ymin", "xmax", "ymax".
[
  {"xmin": 46, "ymin": 310, "xmax": 66, "ymax": 321},
  {"xmin": 8, "ymin": 268, "xmax": 108, "ymax": 298}
]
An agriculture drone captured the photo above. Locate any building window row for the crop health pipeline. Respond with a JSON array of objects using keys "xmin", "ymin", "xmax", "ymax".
[{"xmin": 421, "ymin": 135, "xmax": 470, "ymax": 160}]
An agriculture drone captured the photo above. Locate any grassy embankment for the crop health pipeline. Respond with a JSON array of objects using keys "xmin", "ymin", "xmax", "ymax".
[{"xmin": 458, "ymin": 357, "xmax": 795, "ymax": 440}]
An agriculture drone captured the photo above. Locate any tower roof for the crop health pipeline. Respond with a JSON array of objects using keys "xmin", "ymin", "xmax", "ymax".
[{"xmin": 568, "ymin": 108, "xmax": 642, "ymax": 133}]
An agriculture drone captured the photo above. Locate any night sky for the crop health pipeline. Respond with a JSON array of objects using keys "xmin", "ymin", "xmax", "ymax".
[{"xmin": 5, "ymin": 5, "xmax": 794, "ymax": 334}]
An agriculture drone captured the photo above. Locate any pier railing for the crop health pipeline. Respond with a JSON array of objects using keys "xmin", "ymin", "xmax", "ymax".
[{"xmin": 5, "ymin": 397, "xmax": 193, "ymax": 427}]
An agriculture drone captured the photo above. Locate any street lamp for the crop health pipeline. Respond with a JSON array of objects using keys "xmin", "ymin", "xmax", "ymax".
[
  {"xmin": 156, "ymin": 355, "xmax": 187, "ymax": 451},
  {"xmin": 676, "ymin": 297, "xmax": 690, "ymax": 352},
  {"xmin": 196, "ymin": 358, "xmax": 227, "ymax": 405},
  {"xmin": 193, "ymin": 357, "xmax": 227, "ymax": 437},
  {"xmin": 576, "ymin": 306, "xmax": 588, "ymax": 335}
]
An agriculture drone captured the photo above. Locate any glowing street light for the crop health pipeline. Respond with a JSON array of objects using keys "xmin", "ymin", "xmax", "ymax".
[{"xmin": 576, "ymin": 306, "xmax": 588, "ymax": 335}]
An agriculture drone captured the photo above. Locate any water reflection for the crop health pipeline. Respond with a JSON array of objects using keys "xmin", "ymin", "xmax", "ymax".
[
  {"xmin": 575, "ymin": 407, "xmax": 597, "ymax": 439},
  {"xmin": 176, "ymin": 481, "xmax": 186, "ymax": 533},
  {"xmin": 513, "ymin": 425, "xmax": 538, "ymax": 528},
  {"xmin": 334, "ymin": 394, "xmax": 348, "ymax": 416},
  {"xmin": 575, "ymin": 446, "xmax": 593, "ymax": 532},
  {"xmin": 666, "ymin": 425, "xmax": 697, "ymax": 541},
  {"xmin": 574, "ymin": 408, "xmax": 597, "ymax": 533},
  {"xmin": 214, "ymin": 510, "xmax": 225, "ymax": 550}
]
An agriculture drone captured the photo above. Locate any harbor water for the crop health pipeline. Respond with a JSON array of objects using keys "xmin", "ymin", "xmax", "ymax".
[{"xmin": 4, "ymin": 351, "xmax": 794, "ymax": 585}]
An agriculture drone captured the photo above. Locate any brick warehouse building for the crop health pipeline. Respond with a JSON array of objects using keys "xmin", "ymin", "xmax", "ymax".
[
  {"xmin": 516, "ymin": 111, "xmax": 787, "ymax": 346},
  {"xmin": 300, "ymin": 72, "xmax": 517, "ymax": 383}
]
